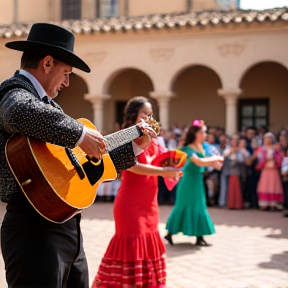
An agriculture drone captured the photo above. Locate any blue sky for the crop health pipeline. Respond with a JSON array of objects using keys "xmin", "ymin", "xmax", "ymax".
[{"xmin": 240, "ymin": 0, "xmax": 288, "ymax": 10}]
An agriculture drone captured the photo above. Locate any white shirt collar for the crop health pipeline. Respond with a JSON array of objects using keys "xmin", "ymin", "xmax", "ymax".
[{"xmin": 19, "ymin": 69, "xmax": 49, "ymax": 101}]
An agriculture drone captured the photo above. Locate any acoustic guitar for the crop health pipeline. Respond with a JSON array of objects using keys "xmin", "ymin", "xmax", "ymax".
[{"xmin": 5, "ymin": 117, "xmax": 160, "ymax": 223}]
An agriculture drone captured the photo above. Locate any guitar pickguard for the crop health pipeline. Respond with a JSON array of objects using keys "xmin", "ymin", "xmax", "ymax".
[{"xmin": 82, "ymin": 159, "xmax": 105, "ymax": 186}]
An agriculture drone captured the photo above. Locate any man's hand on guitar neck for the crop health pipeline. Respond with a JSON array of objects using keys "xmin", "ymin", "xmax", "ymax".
[
  {"xmin": 78, "ymin": 127, "xmax": 106, "ymax": 160},
  {"xmin": 77, "ymin": 121, "xmax": 158, "ymax": 160}
]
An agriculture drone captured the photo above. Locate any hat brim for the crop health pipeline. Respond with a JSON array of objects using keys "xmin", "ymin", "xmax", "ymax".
[{"xmin": 5, "ymin": 40, "xmax": 90, "ymax": 73}]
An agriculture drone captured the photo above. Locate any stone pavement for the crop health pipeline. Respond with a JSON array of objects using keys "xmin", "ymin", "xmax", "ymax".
[{"xmin": 1, "ymin": 203, "xmax": 288, "ymax": 288}]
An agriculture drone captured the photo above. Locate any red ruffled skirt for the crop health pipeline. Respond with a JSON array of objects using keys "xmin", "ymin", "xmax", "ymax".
[{"xmin": 92, "ymin": 231, "xmax": 166, "ymax": 288}]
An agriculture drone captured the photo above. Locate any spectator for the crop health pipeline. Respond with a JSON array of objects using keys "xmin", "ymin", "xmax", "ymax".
[
  {"xmin": 204, "ymin": 133, "xmax": 221, "ymax": 205},
  {"xmin": 215, "ymin": 127, "xmax": 224, "ymax": 144},
  {"xmin": 220, "ymin": 136, "xmax": 246, "ymax": 209},
  {"xmin": 218, "ymin": 134, "xmax": 229, "ymax": 155},
  {"xmin": 243, "ymin": 128, "xmax": 260, "ymax": 209},
  {"xmin": 177, "ymin": 135, "xmax": 186, "ymax": 149},
  {"xmin": 157, "ymin": 128, "xmax": 166, "ymax": 149},
  {"xmin": 219, "ymin": 136, "xmax": 235, "ymax": 207},
  {"xmin": 172, "ymin": 124, "xmax": 182, "ymax": 139},
  {"xmin": 256, "ymin": 133, "xmax": 284, "ymax": 210},
  {"xmin": 208, "ymin": 127, "xmax": 217, "ymax": 137},
  {"xmin": 239, "ymin": 126, "xmax": 247, "ymax": 138},
  {"xmin": 279, "ymin": 130, "xmax": 288, "ymax": 150},
  {"xmin": 246, "ymin": 127, "xmax": 256, "ymax": 155},
  {"xmin": 238, "ymin": 138, "xmax": 251, "ymax": 207},
  {"xmin": 256, "ymin": 126, "xmax": 267, "ymax": 146},
  {"xmin": 167, "ymin": 132, "xmax": 178, "ymax": 150},
  {"xmin": 281, "ymin": 147, "xmax": 288, "ymax": 217},
  {"xmin": 206, "ymin": 133, "xmax": 220, "ymax": 154}
]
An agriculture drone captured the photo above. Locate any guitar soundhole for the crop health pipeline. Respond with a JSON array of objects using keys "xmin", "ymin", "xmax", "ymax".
[{"xmin": 82, "ymin": 159, "xmax": 105, "ymax": 186}]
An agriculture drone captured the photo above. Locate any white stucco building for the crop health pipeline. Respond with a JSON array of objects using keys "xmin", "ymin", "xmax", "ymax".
[{"xmin": 1, "ymin": 0, "xmax": 288, "ymax": 135}]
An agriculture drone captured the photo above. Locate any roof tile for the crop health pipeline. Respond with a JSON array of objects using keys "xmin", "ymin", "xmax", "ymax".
[{"xmin": 0, "ymin": 8, "xmax": 288, "ymax": 38}]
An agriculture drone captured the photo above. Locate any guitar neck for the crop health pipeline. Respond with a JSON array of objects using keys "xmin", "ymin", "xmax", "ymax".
[{"xmin": 104, "ymin": 125, "xmax": 143, "ymax": 152}]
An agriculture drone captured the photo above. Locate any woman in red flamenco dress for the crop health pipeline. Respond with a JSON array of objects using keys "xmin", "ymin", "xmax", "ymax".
[{"xmin": 92, "ymin": 97, "xmax": 182, "ymax": 288}]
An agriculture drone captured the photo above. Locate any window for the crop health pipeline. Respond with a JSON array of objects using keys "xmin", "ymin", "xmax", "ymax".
[
  {"xmin": 238, "ymin": 99, "xmax": 269, "ymax": 130},
  {"xmin": 62, "ymin": 0, "xmax": 82, "ymax": 20},
  {"xmin": 97, "ymin": 0, "xmax": 119, "ymax": 18}
]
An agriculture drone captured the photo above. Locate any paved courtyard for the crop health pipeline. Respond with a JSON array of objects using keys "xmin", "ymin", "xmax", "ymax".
[{"xmin": 0, "ymin": 203, "xmax": 288, "ymax": 288}]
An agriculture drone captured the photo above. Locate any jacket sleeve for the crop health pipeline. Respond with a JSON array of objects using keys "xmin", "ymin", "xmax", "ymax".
[
  {"xmin": 109, "ymin": 142, "xmax": 137, "ymax": 174},
  {"xmin": 274, "ymin": 151, "xmax": 283, "ymax": 169},
  {"xmin": 0, "ymin": 88, "xmax": 83, "ymax": 149}
]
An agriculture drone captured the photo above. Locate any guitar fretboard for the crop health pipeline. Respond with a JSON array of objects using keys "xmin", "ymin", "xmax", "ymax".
[{"xmin": 104, "ymin": 125, "xmax": 142, "ymax": 152}]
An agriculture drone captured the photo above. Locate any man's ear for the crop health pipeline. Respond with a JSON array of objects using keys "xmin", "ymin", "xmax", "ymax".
[{"xmin": 42, "ymin": 55, "xmax": 54, "ymax": 73}]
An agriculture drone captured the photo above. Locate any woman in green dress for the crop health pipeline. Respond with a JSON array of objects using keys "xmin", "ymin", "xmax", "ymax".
[{"xmin": 165, "ymin": 120, "xmax": 223, "ymax": 246}]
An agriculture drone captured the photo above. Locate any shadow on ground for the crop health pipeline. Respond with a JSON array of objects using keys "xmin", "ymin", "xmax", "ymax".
[
  {"xmin": 207, "ymin": 208, "xmax": 288, "ymax": 239},
  {"xmin": 165, "ymin": 242, "xmax": 199, "ymax": 258},
  {"xmin": 258, "ymin": 251, "xmax": 288, "ymax": 273},
  {"xmin": 85, "ymin": 203, "xmax": 288, "ymax": 236}
]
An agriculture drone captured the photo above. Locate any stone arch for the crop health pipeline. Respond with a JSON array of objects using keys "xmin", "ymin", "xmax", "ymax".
[
  {"xmin": 55, "ymin": 73, "xmax": 93, "ymax": 121},
  {"xmin": 102, "ymin": 68, "xmax": 158, "ymax": 134},
  {"xmin": 170, "ymin": 63, "xmax": 223, "ymax": 92},
  {"xmin": 169, "ymin": 65, "xmax": 224, "ymax": 128},
  {"xmin": 239, "ymin": 61, "xmax": 288, "ymax": 132},
  {"xmin": 102, "ymin": 67, "xmax": 156, "ymax": 94},
  {"xmin": 239, "ymin": 60, "xmax": 288, "ymax": 87}
]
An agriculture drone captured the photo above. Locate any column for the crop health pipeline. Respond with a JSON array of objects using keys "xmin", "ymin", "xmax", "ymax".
[
  {"xmin": 149, "ymin": 91, "xmax": 175, "ymax": 129},
  {"xmin": 218, "ymin": 88, "xmax": 242, "ymax": 136},
  {"xmin": 84, "ymin": 93, "xmax": 110, "ymax": 131}
]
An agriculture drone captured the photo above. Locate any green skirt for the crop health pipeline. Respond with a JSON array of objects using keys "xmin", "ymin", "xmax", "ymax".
[{"xmin": 166, "ymin": 172, "xmax": 215, "ymax": 236}]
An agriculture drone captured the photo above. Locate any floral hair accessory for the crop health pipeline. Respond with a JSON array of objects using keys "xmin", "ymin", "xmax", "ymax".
[{"xmin": 192, "ymin": 119, "xmax": 204, "ymax": 127}]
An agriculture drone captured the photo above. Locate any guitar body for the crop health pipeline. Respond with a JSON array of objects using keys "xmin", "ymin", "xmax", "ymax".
[{"xmin": 5, "ymin": 118, "xmax": 117, "ymax": 223}]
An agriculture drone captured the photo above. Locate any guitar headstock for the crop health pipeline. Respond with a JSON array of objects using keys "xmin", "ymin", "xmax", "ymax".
[{"xmin": 140, "ymin": 115, "xmax": 161, "ymax": 137}]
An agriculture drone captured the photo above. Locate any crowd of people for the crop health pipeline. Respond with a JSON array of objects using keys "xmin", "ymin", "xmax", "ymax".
[
  {"xmin": 98, "ymin": 123, "xmax": 288, "ymax": 217},
  {"xmin": 158, "ymin": 124, "xmax": 288, "ymax": 215}
]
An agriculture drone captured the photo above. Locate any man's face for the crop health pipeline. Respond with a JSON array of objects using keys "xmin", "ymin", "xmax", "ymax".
[
  {"xmin": 246, "ymin": 129, "xmax": 255, "ymax": 140},
  {"xmin": 207, "ymin": 134, "xmax": 215, "ymax": 144},
  {"xmin": 216, "ymin": 129, "xmax": 223, "ymax": 137},
  {"xmin": 44, "ymin": 59, "xmax": 72, "ymax": 98},
  {"xmin": 209, "ymin": 128, "xmax": 216, "ymax": 135}
]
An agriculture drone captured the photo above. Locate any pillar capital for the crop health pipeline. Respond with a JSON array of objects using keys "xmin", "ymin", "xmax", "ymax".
[
  {"xmin": 218, "ymin": 88, "xmax": 242, "ymax": 102},
  {"xmin": 84, "ymin": 93, "xmax": 111, "ymax": 105},
  {"xmin": 149, "ymin": 91, "xmax": 175, "ymax": 101}
]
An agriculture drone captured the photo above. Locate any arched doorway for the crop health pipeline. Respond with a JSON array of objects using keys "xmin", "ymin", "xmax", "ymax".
[
  {"xmin": 55, "ymin": 73, "xmax": 93, "ymax": 121},
  {"xmin": 170, "ymin": 65, "xmax": 223, "ymax": 128},
  {"xmin": 103, "ymin": 68, "xmax": 157, "ymax": 133},
  {"xmin": 240, "ymin": 62, "xmax": 288, "ymax": 133}
]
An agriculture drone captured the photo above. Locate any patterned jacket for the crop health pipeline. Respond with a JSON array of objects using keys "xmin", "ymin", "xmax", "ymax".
[{"xmin": 0, "ymin": 71, "xmax": 136, "ymax": 203}]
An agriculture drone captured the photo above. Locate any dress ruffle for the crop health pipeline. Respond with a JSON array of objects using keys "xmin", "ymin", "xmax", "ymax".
[
  {"xmin": 257, "ymin": 168, "xmax": 284, "ymax": 195},
  {"xmin": 92, "ymin": 231, "xmax": 166, "ymax": 288},
  {"xmin": 257, "ymin": 167, "xmax": 284, "ymax": 207},
  {"xmin": 166, "ymin": 206, "xmax": 215, "ymax": 236}
]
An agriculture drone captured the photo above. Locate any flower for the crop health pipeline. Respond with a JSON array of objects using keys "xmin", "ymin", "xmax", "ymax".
[{"xmin": 192, "ymin": 119, "xmax": 203, "ymax": 127}]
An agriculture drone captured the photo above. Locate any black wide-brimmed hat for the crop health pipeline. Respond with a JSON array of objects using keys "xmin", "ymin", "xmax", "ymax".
[{"xmin": 5, "ymin": 23, "xmax": 90, "ymax": 73}]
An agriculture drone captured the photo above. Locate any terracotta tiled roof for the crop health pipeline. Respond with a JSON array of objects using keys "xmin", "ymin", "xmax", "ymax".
[{"xmin": 1, "ymin": 8, "xmax": 288, "ymax": 38}]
